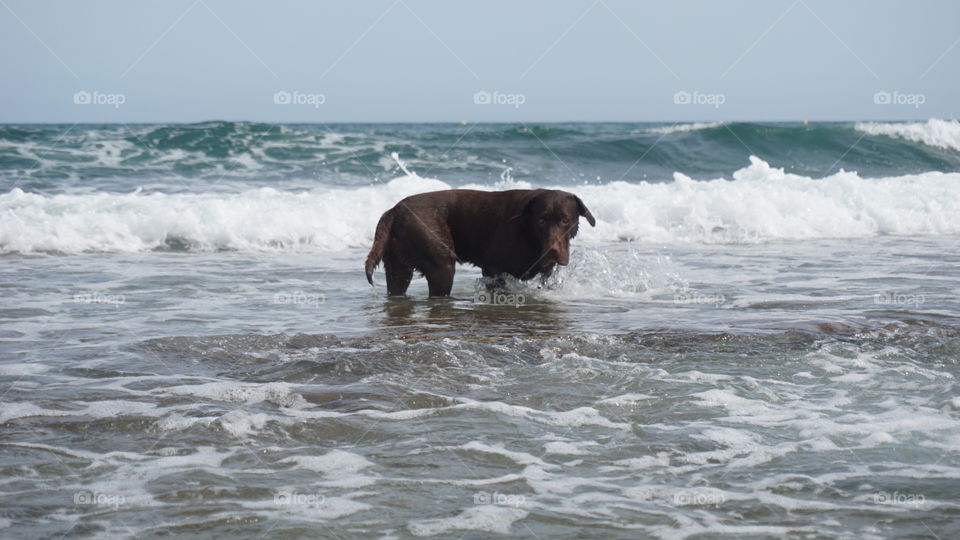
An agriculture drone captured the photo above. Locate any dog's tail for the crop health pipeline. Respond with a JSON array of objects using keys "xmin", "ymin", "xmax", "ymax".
[{"xmin": 365, "ymin": 209, "xmax": 395, "ymax": 285}]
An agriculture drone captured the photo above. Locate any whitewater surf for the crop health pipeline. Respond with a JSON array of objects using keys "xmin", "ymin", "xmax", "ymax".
[{"xmin": 3, "ymin": 121, "xmax": 960, "ymax": 538}]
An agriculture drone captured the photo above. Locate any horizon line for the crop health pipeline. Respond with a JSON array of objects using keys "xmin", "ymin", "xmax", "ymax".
[{"xmin": 0, "ymin": 117, "xmax": 951, "ymax": 125}]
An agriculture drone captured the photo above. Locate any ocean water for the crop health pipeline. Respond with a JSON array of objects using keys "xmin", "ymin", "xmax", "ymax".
[{"xmin": 2, "ymin": 120, "xmax": 960, "ymax": 538}]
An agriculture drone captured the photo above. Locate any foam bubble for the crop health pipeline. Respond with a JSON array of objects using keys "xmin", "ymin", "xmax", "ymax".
[
  {"xmin": 408, "ymin": 506, "xmax": 528, "ymax": 536},
  {"xmin": 0, "ymin": 362, "xmax": 48, "ymax": 376},
  {"xmin": 596, "ymin": 393, "xmax": 656, "ymax": 405},
  {"xmin": 215, "ymin": 410, "xmax": 272, "ymax": 438},
  {"xmin": 0, "ymin": 400, "xmax": 162, "ymax": 423},
  {"xmin": 460, "ymin": 441, "xmax": 556, "ymax": 468},
  {"xmin": 283, "ymin": 450, "xmax": 374, "ymax": 476},
  {"xmin": 164, "ymin": 382, "xmax": 308, "ymax": 408},
  {"xmin": 0, "ymin": 402, "xmax": 73, "ymax": 423},
  {"xmin": 454, "ymin": 399, "xmax": 629, "ymax": 430},
  {"xmin": 543, "ymin": 441, "xmax": 594, "ymax": 455}
]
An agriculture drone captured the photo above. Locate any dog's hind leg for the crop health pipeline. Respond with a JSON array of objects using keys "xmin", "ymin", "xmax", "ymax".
[{"xmin": 384, "ymin": 251, "xmax": 414, "ymax": 296}]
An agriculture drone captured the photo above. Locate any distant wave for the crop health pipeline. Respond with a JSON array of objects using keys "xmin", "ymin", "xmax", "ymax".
[
  {"xmin": 4, "ymin": 121, "xmax": 960, "ymax": 192},
  {"xmin": 3, "ymin": 156, "xmax": 959, "ymax": 254},
  {"xmin": 855, "ymin": 119, "xmax": 960, "ymax": 152},
  {"xmin": 645, "ymin": 122, "xmax": 724, "ymax": 135}
]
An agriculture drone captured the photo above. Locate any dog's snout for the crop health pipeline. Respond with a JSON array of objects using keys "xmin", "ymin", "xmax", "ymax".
[{"xmin": 548, "ymin": 239, "xmax": 570, "ymax": 266}]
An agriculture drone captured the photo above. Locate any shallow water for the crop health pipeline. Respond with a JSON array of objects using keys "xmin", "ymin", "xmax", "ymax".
[
  {"xmin": 3, "ymin": 121, "xmax": 960, "ymax": 538},
  {"xmin": 3, "ymin": 236, "xmax": 960, "ymax": 538}
]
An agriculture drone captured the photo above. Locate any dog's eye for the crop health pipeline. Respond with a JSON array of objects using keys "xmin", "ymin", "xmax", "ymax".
[
  {"xmin": 560, "ymin": 217, "xmax": 570, "ymax": 226},
  {"xmin": 537, "ymin": 218, "xmax": 546, "ymax": 227}
]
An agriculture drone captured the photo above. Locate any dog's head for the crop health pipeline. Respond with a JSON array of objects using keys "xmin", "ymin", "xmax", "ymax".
[{"xmin": 520, "ymin": 189, "xmax": 596, "ymax": 269}]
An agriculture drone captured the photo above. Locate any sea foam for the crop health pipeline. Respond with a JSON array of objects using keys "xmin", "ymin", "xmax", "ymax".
[
  {"xmin": 2, "ymin": 156, "xmax": 959, "ymax": 254},
  {"xmin": 855, "ymin": 118, "xmax": 960, "ymax": 152},
  {"xmin": 646, "ymin": 121, "xmax": 724, "ymax": 135}
]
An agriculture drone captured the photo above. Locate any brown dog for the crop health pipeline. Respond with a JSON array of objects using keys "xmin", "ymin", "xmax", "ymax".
[{"xmin": 365, "ymin": 189, "xmax": 595, "ymax": 296}]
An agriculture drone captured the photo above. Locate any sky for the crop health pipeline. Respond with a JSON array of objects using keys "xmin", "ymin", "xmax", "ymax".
[{"xmin": 1, "ymin": 0, "xmax": 958, "ymax": 123}]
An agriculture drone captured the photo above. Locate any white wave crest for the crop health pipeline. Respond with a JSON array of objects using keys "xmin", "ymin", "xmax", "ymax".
[
  {"xmin": 2, "ymin": 156, "xmax": 959, "ymax": 254},
  {"xmin": 575, "ymin": 156, "xmax": 960, "ymax": 244},
  {"xmin": 0, "ymin": 173, "xmax": 449, "ymax": 254},
  {"xmin": 646, "ymin": 122, "xmax": 724, "ymax": 135},
  {"xmin": 855, "ymin": 118, "xmax": 960, "ymax": 152}
]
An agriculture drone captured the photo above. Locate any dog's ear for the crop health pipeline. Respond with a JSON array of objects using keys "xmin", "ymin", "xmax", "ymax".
[
  {"xmin": 574, "ymin": 196, "xmax": 596, "ymax": 227},
  {"xmin": 515, "ymin": 189, "xmax": 548, "ymax": 221}
]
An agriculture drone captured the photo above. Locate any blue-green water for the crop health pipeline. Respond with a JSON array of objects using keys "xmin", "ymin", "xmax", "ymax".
[
  {"xmin": 3, "ymin": 120, "xmax": 959, "ymax": 194},
  {"xmin": 2, "ymin": 121, "xmax": 960, "ymax": 538}
]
